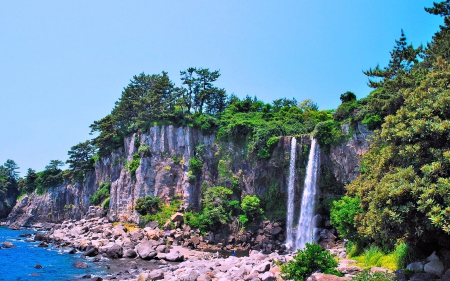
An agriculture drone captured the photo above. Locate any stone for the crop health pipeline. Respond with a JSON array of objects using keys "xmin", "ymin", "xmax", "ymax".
[
  {"xmin": 2, "ymin": 241, "xmax": 14, "ymax": 248},
  {"xmin": 106, "ymin": 244, "xmax": 123, "ymax": 259},
  {"xmin": 72, "ymin": 261, "xmax": 90, "ymax": 268},
  {"xmin": 407, "ymin": 262, "xmax": 423, "ymax": 272},
  {"xmin": 149, "ymin": 269, "xmax": 164, "ymax": 280},
  {"xmin": 442, "ymin": 268, "xmax": 450, "ymax": 281},
  {"xmin": 427, "ymin": 251, "xmax": 440, "ymax": 262},
  {"xmin": 252, "ymin": 262, "xmax": 270, "ymax": 273},
  {"xmin": 135, "ymin": 241, "xmax": 157, "ymax": 260},
  {"xmin": 424, "ymin": 260, "xmax": 444, "ymax": 276},
  {"xmin": 34, "ymin": 264, "xmax": 43, "ymax": 269},
  {"xmin": 307, "ymin": 273, "xmax": 348, "ymax": 281},
  {"xmin": 124, "ymin": 249, "xmax": 137, "ymax": 258},
  {"xmin": 83, "ymin": 247, "xmax": 98, "ymax": 257},
  {"xmin": 259, "ymin": 271, "xmax": 276, "ymax": 281},
  {"xmin": 165, "ymin": 250, "xmax": 184, "ymax": 261},
  {"xmin": 409, "ymin": 272, "xmax": 439, "ymax": 281},
  {"xmin": 90, "ymin": 276, "xmax": 103, "ymax": 281},
  {"xmin": 170, "ymin": 212, "xmax": 184, "ymax": 222},
  {"xmin": 313, "ymin": 214, "xmax": 323, "ymax": 227},
  {"xmin": 271, "ymin": 227, "xmax": 282, "ymax": 235}
]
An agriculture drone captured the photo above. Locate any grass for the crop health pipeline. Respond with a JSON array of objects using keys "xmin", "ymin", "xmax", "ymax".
[{"xmin": 349, "ymin": 242, "xmax": 412, "ymax": 271}]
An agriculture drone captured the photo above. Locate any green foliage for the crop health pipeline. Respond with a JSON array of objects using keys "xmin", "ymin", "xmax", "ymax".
[
  {"xmin": 261, "ymin": 182, "xmax": 286, "ymax": 220},
  {"xmin": 189, "ymin": 157, "xmax": 203, "ymax": 173},
  {"xmin": 280, "ymin": 243, "xmax": 341, "ymax": 281},
  {"xmin": 135, "ymin": 195, "xmax": 162, "ymax": 215},
  {"xmin": 138, "ymin": 143, "xmax": 151, "ymax": 156},
  {"xmin": 346, "ymin": 58, "xmax": 450, "ymax": 248},
  {"xmin": 90, "ymin": 182, "xmax": 111, "ymax": 206},
  {"xmin": 238, "ymin": 214, "xmax": 249, "ymax": 224},
  {"xmin": 351, "ymin": 269, "xmax": 396, "ymax": 281},
  {"xmin": 172, "ymin": 154, "xmax": 182, "ymax": 164},
  {"xmin": 0, "ymin": 160, "xmax": 20, "ymax": 209},
  {"xmin": 102, "ymin": 197, "xmax": 110, "ymax": 210},
  {"xmin": 125, "ymin": 153, "xmax": 140, "ymax": 175},
  {"xmin": 144, "ymin": 199, "xmax": 181, "ymax": 227},
  {"xmin": 35, "ymin": 160, "xmax": 64, "ymax": 194},
  {"xmin": 66, "ymin": 140, "xmax": 96, "ymax": 182},
  {"xmin": 240, "ymin": 195, "xmax": 263, "ymax": 222},
  {"xmin": 330, "ymin": 196, "xmax": 363, "ymax": 240},
  {"xmin": 313, "ymin": 120, "xmax": 344, "ymax": 153}
]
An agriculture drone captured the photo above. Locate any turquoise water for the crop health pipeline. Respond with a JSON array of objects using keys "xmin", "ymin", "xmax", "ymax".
[{"xmin": 0, "ymin": 226, "xmax": 104, "ymax": 281}]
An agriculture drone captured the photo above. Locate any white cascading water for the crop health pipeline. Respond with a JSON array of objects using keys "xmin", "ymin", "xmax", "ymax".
[
  {"xmin": 285, "ymin": 137, "xmax": 297, "ymax": 250},
  {"xmin": 295, "ymin": 138, "xmax": 320, "ymax": 250}
]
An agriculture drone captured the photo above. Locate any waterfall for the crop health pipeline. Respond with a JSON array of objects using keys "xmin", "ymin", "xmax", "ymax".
[
  {"xmin": 285, "ymin": 137, "xmax": 297, "ymax": 249},
  {"xmin": 295, "ymin": 138, "xmax": 320, "ymax": 250}
]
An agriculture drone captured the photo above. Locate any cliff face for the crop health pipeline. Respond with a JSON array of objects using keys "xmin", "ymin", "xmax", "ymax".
[
  {"xmin": 327, "ymin": 123, "xmax": 373, "ymax": 185},
  {"xmin": 7, "ymin": 124, "xmax": 371, "ymax": 228}
]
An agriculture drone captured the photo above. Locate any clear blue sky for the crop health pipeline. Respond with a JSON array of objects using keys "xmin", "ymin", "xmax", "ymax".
[{"xmin": 0, "ymin": 1, "xmax": 443, "ymax": 175}]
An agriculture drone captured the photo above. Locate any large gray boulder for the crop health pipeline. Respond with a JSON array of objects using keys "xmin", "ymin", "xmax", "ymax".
[
  {"xmin": 135, "ymin": 241, "xmax": 157, "ymax": 260},
  {"xmin": 106, "ymin": 244, "xmax": 123, "ymax": 259},
  {"xmin": 165, "ymin": 250, "xmax": 184, "ymax": 261},
  {"xmin": 424, "ymin": 260, "xmax": 444, "ymax": 276}
]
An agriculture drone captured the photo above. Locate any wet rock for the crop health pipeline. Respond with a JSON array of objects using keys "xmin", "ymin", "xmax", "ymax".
[
  {"xmin": 2, "ymin": 241, "xmax": 14, "ymax": 248},
  {"xmin": 34, "ymin": 264, "xmax": 43, "ymax": 269},
  {"xmin": 72, "ymin": 260, "xmax": 90, "ymax": 268},
  {"xmin": 424, "ymin": 260, "xmax": 444, "ymax": 276}
]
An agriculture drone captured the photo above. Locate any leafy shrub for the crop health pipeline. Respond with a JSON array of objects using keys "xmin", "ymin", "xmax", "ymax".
[
  {"xmin": 238, "ymin": 214, "xmax": 249, "ymax": 224},
  {"xmin": 330, "ymin": 196, "xmax": 362, "ymax": 240},
  {"xmin": 144, "ymin": 199, "xmax": 182, "ymax": 227},
  {"xmin": 187, "ymin": 171, "xmax": 196, "ymax": 182},
  {"xmin": 350, "ymin": 269, "xmax": 396, "ymax": 281},
  {"xmin": 313, "ymin": 120, "xmax": 344, "ymax": 153},
  {"xmin": 189, "ymin": 157, "xmax": 203, "ymax": 173},
  {"xmin": 172, "ymin": 154, "xmax": 181, "ymax": 164},
  {"xmin": 125, "ymin": 153, "xmax": 140, "ymax": 174},
  {"xmin": 241, "ymin": 195, "xmax": 263, "ymax": 221},
  {"xmin": 102, "ymin": 197, "xmax": 110, "ymax": 210},
  {"xmin": 90, "ymin": 182, "xmax": 111, "ymax": 205},
  {"xmin": 138, "ymin": 143, "xmax": 151, "ymax": 156},
  {"xmin": 135, "ymin": 195, "xmax": 162, "ymax": 215},
  {"xmin": 281, "ymin": 243, "xmax": 341, "ymax": 281}
]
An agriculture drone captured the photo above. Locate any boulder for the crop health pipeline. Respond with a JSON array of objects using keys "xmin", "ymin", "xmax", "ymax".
[
  {"xmin": 106, "ymin": 244, "xmax": 123, "ymax": 259},
  {"xmin": 271, "ymin": 227, "xmax": 282, "ymax": 235},
  {"xmin": 149, "ymin": 269, "xmax": 164, "ymax": 280},
  {"xmin": 252, "ymin": 262, "xmax": 271, "ymax": 273},
  {"xmin": 135, "ymin": 241, "xmax": 157, "ymax": 260},
  {"xmin": 72, "ymin": 260, "xmax": 90, "ymax": 268},
  {"xmin": 2, "ymin": 241, "xmax": 14, "ymax": 248},
  {"xmin": 424, "ymin": 260, "xmax": 444, "ymax": 276},
  {"xmin": 83, "ymin": 247, "xmax": 98, "ymax": 257},
  {"xmin": 170, "ymin": 212, "xmax": 184, "ymax": 222},
  {"xmin": 124, "ymin": 249, "xmax": 137, "ymax": 258},
  {"xmin": 34, "ymin": 264, "xmax": 43, "ymax": 269},
  {"xmin": 407, "ymin": 262, "xmax": 424, "ymax": 272},
  {"xmin": 427, "ymin": 251, "xmax": 440, "ymax": 262},
  {"xmin": 259, "ymin": 271, "xmax": 276, "ymax": 281},
  {"xmin": 165, "ymin": 250, "xmax": 184, "ymax": 261},
  {"xmin": 409, "ymin": 272, "xmax": 439, "ymax": 280}
]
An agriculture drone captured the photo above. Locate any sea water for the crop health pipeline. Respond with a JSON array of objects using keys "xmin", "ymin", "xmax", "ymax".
[{"xmin": 0, "ymin": 226, "xmax": 104, "ymax": 281}]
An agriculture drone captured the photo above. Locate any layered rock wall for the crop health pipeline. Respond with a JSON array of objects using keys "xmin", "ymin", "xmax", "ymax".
[{"xmin": 7, "ymin": 124, "xmax": 371, "ymax": 228}]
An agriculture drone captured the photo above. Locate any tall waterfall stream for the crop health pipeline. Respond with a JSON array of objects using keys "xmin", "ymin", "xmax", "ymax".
[{"xmin": 285, "ymin": 137, "xmax": 320, "ymax": 251}]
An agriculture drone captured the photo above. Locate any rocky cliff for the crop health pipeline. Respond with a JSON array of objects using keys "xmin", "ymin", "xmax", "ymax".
[{"xmin": 7, "ymin": 124, "xmax": 371, "ymax": 229}]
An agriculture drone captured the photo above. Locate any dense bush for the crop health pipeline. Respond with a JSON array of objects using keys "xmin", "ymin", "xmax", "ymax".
[
  {"xmin": 135, "ymin": 195, "xmax": 162, "ymax": 215},
  {"xmin": 144, "ymin": 199, "xmax": 181, "ymax": 227},
  {"xmin": 240, "ymin": 195, "xmax": 263, "ymax": 222},
  {"xmin": 280, "ymin": 243, "xmax": 341, "ymax": 281},
  {"xmin": 125, "ymin": 153, "xmax": 140, "ymax": 175},
  {"xmin": 90, "ymin": 182, "xmax": 111, "ymax": 205},
  {"xmin": 189, "ymin": 157, "xmax": 203, "ymax": 173},
  {"xmin": 330, "ymin": 196, "xmax": 362, "ymax": 240}
]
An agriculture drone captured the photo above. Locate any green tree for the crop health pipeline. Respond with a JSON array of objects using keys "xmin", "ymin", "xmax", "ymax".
[
  {"xmin": 330, "ymin": 196, "xmax": 362, "ymax": 240},
  {"xmin": 346, "ymin": 58, "xmax": 450, "ymax": 248},
  {"xmin": 66, "ymin": 140, "xmax": 96, "ymax": 181},
  {"xmin": 241, "ymin": 195, "xmax": 263, "ymax": 222}
]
